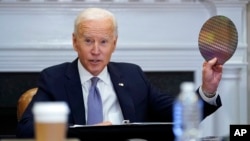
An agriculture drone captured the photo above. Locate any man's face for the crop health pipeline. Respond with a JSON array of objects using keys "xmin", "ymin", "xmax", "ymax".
[{"xmin": 73, "ymin": 18, "xmax": 117, "ymax": 76}]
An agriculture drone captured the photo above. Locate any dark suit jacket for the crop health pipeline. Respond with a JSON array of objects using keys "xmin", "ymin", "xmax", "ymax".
[{"xmin": 16, "ymin": 58, "xmax": 221, "ymax": 137}]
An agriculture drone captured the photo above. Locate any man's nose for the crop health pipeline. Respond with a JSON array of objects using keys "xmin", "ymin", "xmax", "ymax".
[{"xmin": 92, "ymin": 43, "xmax": 100, "ymax": 54}]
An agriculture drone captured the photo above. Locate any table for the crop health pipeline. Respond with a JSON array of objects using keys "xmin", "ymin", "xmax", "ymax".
[{"xmin": 0, "ymin": 139, "xmax": 79, "ymax": 141}]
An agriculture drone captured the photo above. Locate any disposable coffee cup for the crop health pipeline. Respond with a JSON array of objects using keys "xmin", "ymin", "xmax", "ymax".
[{"xmin": 32, "ymin": 102, "xmax": 70, "ymax": 141}]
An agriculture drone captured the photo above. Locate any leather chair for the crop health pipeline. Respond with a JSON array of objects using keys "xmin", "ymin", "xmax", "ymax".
[{"xmin": 17, "ymin": 87, "xmax": 38, "ymax": 121}]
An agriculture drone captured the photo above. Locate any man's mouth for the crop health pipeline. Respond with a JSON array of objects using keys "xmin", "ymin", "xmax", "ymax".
[{"xmin": 90, "ymin": 60, "xmax": 100, "ymax": 64}]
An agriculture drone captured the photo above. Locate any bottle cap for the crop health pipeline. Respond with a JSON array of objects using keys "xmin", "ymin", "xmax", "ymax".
[{"xmin": 180, "ymin": 82, "xmax": 194, "ymax": 92}]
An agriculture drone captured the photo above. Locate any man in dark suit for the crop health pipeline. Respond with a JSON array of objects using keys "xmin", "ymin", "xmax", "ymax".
[{"xmin": 16, "ymin": 7, "xmax": 223, "ymax": 138}]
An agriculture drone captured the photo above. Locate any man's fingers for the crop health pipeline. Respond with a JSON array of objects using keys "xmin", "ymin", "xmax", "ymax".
[
  {"xmin": 95, "ymin": 121, "xmax": 112, "ymax": 126},
  {"xmin": 212, "ymin": 65, "xmax": 223, "ymax": 72}
]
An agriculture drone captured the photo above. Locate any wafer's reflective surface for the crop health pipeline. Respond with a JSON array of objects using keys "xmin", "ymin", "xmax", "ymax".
[{"xmin": 198, "ymin": 15, "xmax": 238, "ymax": 65}]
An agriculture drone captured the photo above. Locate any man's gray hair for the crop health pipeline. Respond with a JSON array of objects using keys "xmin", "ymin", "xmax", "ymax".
[{"xmin": 74, "ymin": 8, "xmax": 118, "ymax": 36}]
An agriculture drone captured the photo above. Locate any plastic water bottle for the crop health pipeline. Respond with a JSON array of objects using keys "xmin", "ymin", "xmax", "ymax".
[{"xmin": 173, "ymin": 82, "xmax": 203, "ymax": 141}]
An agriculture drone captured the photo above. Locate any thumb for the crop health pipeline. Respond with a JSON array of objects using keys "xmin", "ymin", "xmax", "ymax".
[{"xmin": 207, "ymin": 57, "xmax": 218, "ymax": 66}]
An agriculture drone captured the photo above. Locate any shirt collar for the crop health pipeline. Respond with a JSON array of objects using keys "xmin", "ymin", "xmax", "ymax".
[{"xmin": 77, "ymin": 59, "xmax": 109, "ymax": 84}]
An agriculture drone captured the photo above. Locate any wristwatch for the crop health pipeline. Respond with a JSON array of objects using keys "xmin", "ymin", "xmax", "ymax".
[{"xmin": 203, "ymin": 91, "xmax": 216, "ymax": 98}]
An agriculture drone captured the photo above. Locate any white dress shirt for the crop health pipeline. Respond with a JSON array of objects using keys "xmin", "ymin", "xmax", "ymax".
[
  {"xmin": 77, "ymin": 60, "xmax": 124, "ymax": 124},
  {"xmin": 199, "ymin": 87, "xmax": 219, "ymax": 106},
  {"xmin": 77, "ymin": 60, "xmax": 218, "ymax": 124}
]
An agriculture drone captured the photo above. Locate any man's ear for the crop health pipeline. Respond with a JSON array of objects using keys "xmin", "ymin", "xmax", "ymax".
[
  {"xmin": 72, "ymin": 33, "xmax": 78, "ymax": 51},
  {"xmin": 112, "ymin": 36, "xmax": 118, "ymax": 52}
]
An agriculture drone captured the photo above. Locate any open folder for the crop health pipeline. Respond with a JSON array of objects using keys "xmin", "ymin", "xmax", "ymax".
[{"xmin": 67, "ymin": 122, "xmax": 174, "ymax": 141}]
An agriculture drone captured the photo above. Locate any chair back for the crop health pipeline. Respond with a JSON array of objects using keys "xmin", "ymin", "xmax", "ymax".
[{"xmin": 17, "ymin": 87, "xmax": 38, "ymax": 121}]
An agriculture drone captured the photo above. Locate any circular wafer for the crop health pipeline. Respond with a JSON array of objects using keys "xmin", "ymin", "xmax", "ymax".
[{"xmin": 198, "ymin": 15, "xmax": 238, "ymax": 65}]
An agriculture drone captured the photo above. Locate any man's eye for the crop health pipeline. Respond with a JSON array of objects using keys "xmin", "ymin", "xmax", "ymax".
[
  {"xmin": 85, "ymin": 39, "xmax": 91, "ymax": 43},
  {"xmin": 101, "ymin": 40, "xmax": 107, "ymax": 44}
]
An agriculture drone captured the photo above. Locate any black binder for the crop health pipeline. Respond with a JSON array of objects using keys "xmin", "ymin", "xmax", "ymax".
[{"xmin": 67, "ymin": 122, "xmax": 174, "ymax": 141}]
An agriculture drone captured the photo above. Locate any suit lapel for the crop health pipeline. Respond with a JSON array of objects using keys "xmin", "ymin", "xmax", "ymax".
[
  {"xmin": 108, "ymin": 63, "xmax": 136, "ymax": 121},
  {"xmin": 65, "ymin": 59, "xmax": 86, "ymax": 125}
]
